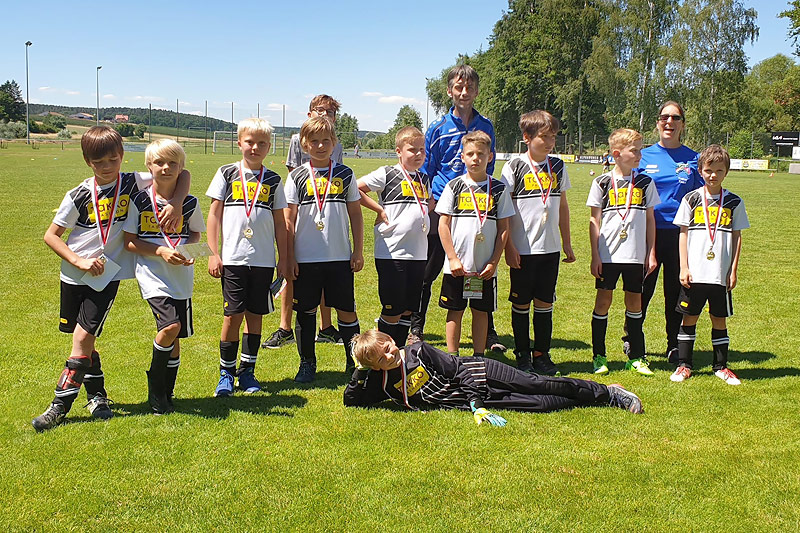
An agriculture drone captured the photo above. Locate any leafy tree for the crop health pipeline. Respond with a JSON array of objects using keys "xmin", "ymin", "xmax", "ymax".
[
  {"xmin": 115, "ymin": 123, "xmax": 135, "ymax": 137},
  {"xmin": 335, "ymin": 112, "xmax": 359, "ymax": 148},
  {"xmin": 0, "ymin": 121, "xmax": 26, "ymax": 139},
  {"xmin": 135, "ymin": 124, "xmax": 147, "ymax": 138},
  {"xmin": 57, "ymin": 128, "xmax": 72, "ymax": 140},
  {"xmin": 0, "ymin": 80, "xmax": 25, "ymax": 122},
  {"xmin": 727, "ymin": 129, "xmax": 764, "ymax": 158},
  {"xmin": 780, "ymin": 0, "xmax": 800, "ymax": 56},
  {"xmin": 43, "ymin": 114, "xmax": 66, "ymax": 130}
]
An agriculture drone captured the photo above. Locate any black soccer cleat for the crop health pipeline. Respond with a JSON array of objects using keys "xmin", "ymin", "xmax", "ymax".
[
  {"xmin": 532, "ymin": 353, "xmax": 561, "ymax": 376},
  {"xmin": 514, "ymin": 351, "xmax": 533, "ymax": 373},
  {"xmin": 85, "ymin": 394, "xmax": 114, "ymax": 420},
  {"xmin": 294, "ymin": 360, "xmax": 317, "ymax": 383},
  {"xmin": 607, "ymin": 384, "xmax": 644, "ymax": 414},
  {"xmin": 32, "ymin": 402, "xmax": 66, "ymax": 432}
]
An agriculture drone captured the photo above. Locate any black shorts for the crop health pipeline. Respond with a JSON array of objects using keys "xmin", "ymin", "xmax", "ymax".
[
  {"xmin": 439, "ymin": 274, "xmax": 497, "ymax": 312},
  {"xmin": 222, "ymin": 265, "xmax": 275, "ymax": 316},
  {"xmin": 375, "ymin": 258, "xmax": 426, "ymax": 316},
  {"xmin": 509, "ymin": 252, "xmax": 560, "ymax": 305},
  {"xmin": 677, "ymin": 284, "xmax": 733, "ymax": 317},
  {"xmin": 595, "ymin": 263, "xmax": 644, "ymax": 293},
  {"xmin": 147, "ymin": 297, "xmax": 194, "ymax": 338},
  {"xmin": 59, "ymin": 280, "xmax": 120, "ymax": 337},
  {"xmin": 293, "ymin": 261, "xmax": 355, "ymax": 313}
]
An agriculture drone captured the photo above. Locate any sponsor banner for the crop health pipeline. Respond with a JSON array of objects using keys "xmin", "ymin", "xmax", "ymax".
[
  {"xmin": 730, "ymin": 159, "xmax": 769, "ymax": 171},
  {"xmin": 576, "ymin": 155, "xmax": 603, "ymax": 164},
  {"xmin": 552, "ymin": 154, "xmax": 575, "ymax": 163},
  {"xmin": 771, "ymin": 132, "xmax": 800, "ymax": 147}
]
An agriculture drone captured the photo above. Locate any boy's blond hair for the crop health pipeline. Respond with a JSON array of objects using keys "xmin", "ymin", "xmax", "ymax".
[
  {"xmin": 698, "ymin": 144, "xmax": 731, "ymax": 172},
  {"xmin": 395, "ymin": 126, "xmax": 424, "ymax": 149},
  {"xmin": 447, "ymin": 64, "xmax": 479, "ymax": 90},
  {"xmin": 608, "ymin": 128, "xmax": 643, "ymax": 151},
  {"xmin": 462, "ymin": 130, "xmax": 492, "ymax": 152},
  {"xmin": 81, "ymin": 126, "xmax": 123, "ymax": 162},
  {"xmin": 519, "ymin": 110, "xmax": 561, "ymax": 139},
  {"xmin": 350, "ymin": 329, "xmax": 393, "ymax": 369},
  {"xmin": 300, "ymin": 116, "xmax": 337, "ymax": 148},
  {"xmin": 309, "ymin": 94, "xmax": 341, "ymax": 114},
  {"xmin": 238, "ymin": 117, "xmax": 274, "ymax": 139},
  {"xmin": 145, "ymin": 138, "xmax": 185, "ymax": 168}
]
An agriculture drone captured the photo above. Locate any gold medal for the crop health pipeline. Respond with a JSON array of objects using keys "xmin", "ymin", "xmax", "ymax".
[
  {"xmin": 619, "ymin": 229, "xmax": 628, "ymax": 240},
  {"xmin": 706, "ymin": 250, "xmax": 715, "ymax": 261},
  {"xmin": 316, "ymin": 220, "xmax": 325, "ymax": 231},
  {"xmin": 476, "ymin": 232, "xmax": 485, "ymax": 243},
  {"xmin": 422, "ymin": 223, "xmax": 427, "ymax": 233},
  {"xmin": 542, "ymin": 210, "xmax": 548, "ymax": 223},
  {"xmin": 243, "ymin": 227, "xmax": 254, "ymax": 239}
]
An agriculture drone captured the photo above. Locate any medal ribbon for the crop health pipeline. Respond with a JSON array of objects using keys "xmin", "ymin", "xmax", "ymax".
[
  {"xmin": 702, "ymin": 186, "xmax": 724, "ymax": 247},
  {"xmin": 150, "ymin": 187, "xmax": 180, "ymax": 249},
  {"xmin": 526, "ymin": 154, "xmax": 553, "ymax": 208},
  {"xmin": 398, "ymin": 165, "xmax": 427, "ymax": 220},
  {"xmin": 238, "ymin": 161, "xmax": 265, "ymax": 220},
  {"xmin": 306, "ymin": 161, "xmax": 333, "ymax": 219},
  {"xmin": 467, "ymin": 178, "xmax": 492, "ymax": 233},
  {"xmin": 610, "ymin": 171, "xmax": 636, "ymax": 222},
  {"xmin": 90, "ymin": 173, "xmax": 121, "ymax": 250}
]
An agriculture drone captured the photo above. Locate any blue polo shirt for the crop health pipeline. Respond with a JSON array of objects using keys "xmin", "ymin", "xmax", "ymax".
[
  {"xmin": 422, "ymin": 107, "xmax": 496, "ymax": 200},
  {"xmin": 640, "ymin": 143, "xmax": 703, "ymax": 229}
]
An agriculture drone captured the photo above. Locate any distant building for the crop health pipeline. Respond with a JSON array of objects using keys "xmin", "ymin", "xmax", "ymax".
[
  {"xmin": 114, "ymin": 114, "xmax": 129, "ymax": 123},
  {"xmin": 38, "ymin": 111, "xmax": 65, "ymax": 117},
  {"xmin": 69, "ymin": 112, "xmax": 94, "ymax": 120}
]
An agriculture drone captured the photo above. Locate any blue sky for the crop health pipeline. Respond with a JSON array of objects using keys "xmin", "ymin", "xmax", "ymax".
[{"xmin": 0, "ymin": 0, "xmax": 795, "ymax": 132}]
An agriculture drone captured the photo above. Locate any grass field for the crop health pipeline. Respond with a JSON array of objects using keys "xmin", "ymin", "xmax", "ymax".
[{"xmin": 1, "ymin": 142, "xmax": 799, "ymax": 532}]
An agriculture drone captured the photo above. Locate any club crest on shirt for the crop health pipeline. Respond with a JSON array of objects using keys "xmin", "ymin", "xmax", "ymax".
[
  {"xmin": 675, "ymin": 163, "xmax": 692, "ymax": 184},
  {"xmin": 394, "ymin": 365, "xmax": 430, "ymax": 396}
]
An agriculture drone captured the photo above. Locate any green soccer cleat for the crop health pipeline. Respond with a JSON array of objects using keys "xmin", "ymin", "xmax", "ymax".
[
  {"xmin": 625, "ymin": 357, "xmax": 654, "ymax": 376},
  {"xmin": 593, "ymin": 355, "xmax": 609, "ymax": 375}
]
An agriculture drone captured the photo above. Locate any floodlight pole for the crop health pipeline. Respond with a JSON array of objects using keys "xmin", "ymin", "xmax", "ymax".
[
  {"xmin": 25, "ymin": 41, "xmax": 32, "ymax": 145},
  {"xmin": 96, "ymin": 66, "xmax": 102, "ymax": 124}
]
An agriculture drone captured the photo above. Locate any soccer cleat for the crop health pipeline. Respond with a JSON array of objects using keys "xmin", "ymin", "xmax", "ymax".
[
  {"xmin": 214, "ymin": 369, "xmax": 235, "ymax": 397},
  {"xmin": 532, "ymin": 353, "xmax": 561, "ymax": 376},
  {"xmin": 85, "ymin": 394, "xmax": 114, "ymax": 420},
  {"xmin": 262, "ymin": 328, "xmax": 294, "ymax": 349},
  {"xmin": 32, "ymin": 402, "xmax": 66, "ymax": 432},
  {"xmin": 667, "ymin": 348, "xmax": 679, "ymax": 365},
  {"xmin": 294, "ymin": 360, "xmax": 317, "ymax": 383},
  {"xmin": 714, "ymin": 367, "xmax": 741, "ymax": 386},
  {"xmin": 514, "ymin": 351, "xmax": 533, "ymax": 373},
  {"xmin": 316, "ymin": 326, "xmax": 343, "ymax": 345},
  {"xmin": 670, "ymin": 366, "xmax": 692, "ymax": 383},
  {"xmin": 607, "ymin": 384, "xmax": 644, "ymax": 414},
  {"xmin": 625, "ymin": 358, "xmax": 654, "ymax": 376},
  {"xmin": 406, "ymin": 330, "xmax": 422, "ymax": 346},
  {"xmin": 593, "ymin": 355, "xmax": 609, "ymax": 375},
  {"xmin": 487, "ymin": 332, "xmax": 507, "ymax": 353},
  {"xmin": 237, "ymin": 367, "xmax": 261, "ymax": 394}
]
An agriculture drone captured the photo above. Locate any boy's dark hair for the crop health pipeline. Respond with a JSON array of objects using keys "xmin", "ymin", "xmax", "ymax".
[
  {"xmin": 519, "ymin": 110, "xmax": 561, "ymax": 139},
  {"xmin": 462, "ymin": 130, "xmax": 492, "ymax": 151},
  {"xmin": 81, "ymin": 126, "xmax": 123, "ymax": 161},
  {"xmin": 447, "ymin": 65, "xmax": 479, "ymax": 90},
  {"xmin": 698, "ymin": 144, "xmax": 731, "ymax": 172},
  {"xmin": 309, "ymin": 94, "xmax": 341, "ymax": 114}
]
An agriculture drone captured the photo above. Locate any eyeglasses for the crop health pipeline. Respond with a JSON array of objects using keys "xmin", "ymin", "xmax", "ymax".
[
  {"xmin": 312, "ymin": 107, "xmax": 336, "ymax": 117},
  {"xmin": 658, "ymin": 114, "xmax": 683, "ymax": 122}
]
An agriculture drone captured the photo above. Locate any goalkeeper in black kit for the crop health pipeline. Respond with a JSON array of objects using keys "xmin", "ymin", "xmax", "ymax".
[{"xmin": 344, "ymin": 330, "xmax": 643, "ymax": 426}]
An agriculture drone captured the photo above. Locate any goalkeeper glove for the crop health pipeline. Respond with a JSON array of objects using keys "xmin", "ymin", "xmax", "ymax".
[{"xmin": 470, "ymin": 400, "xmax": 507, "ymax": 427}]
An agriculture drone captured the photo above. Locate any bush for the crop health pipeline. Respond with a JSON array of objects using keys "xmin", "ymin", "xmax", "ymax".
[
  {"xmin": 727, "ymin": 130, "xmax": 765, "ymax": 159},
  {"xmin": 135, "ymin": 124, "xmax": 147, "ymax": 138},
  {"xmin": 0, "ymin": 121, "xmax": 26, "ymax": 139},
  {"xmin": 57, "ymin": 128, "xmax": 71, "ymax": 139},
  {"xmin": 43, "ymin": 114, "xmax": 67, "ymax": 130},
  {"xmin": 115, "ymin": 123, "xmax": 135, "ymax": 137}
]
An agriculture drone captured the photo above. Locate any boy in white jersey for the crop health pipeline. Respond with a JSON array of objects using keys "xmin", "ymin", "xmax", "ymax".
[
  {"xmin": 357, "ymin": 126, "xmax": 432, "ymax": 347},
  {"xmin": 124, "ymin": 140, "xmax": 205, "ymax": 413},
  {"xmin": 501, "ymin": 110, "xmax": 575, "ymax": 376},
  {"xmin": 587, "ymin": 128, "xmax": 660, "ymax": 376},
  {"xmin": 33, "ymin": 127, "xmax": 189, "ymax": 431},
  {"xmin": 671, "ymin": 145, "xmax": 749, "ymax": 385},
  {"xmin": 285, "ymin": 116, "xmax": 364, "ymax": 383},
  {"xmin": 206, "ymin": 118, "xmax": 288, "ymax": 397},
  {"xmin": 437, "ymin": 131, "xmax": 514, "ymax": 356}
]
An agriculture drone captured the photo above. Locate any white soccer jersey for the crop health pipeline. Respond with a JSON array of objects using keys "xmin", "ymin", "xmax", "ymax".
[
  {"xmin": 285, "ymin": 133, "xmax": 344, "ymax": 169},
  {"xmin": 435, "ymin": 175, "xmax": 514, "ymax": 276},
  {"xmin": 673, "ymin": 187, "xmax": 749, "ymax": 286},
  {"xmin": 500, "ymin": 154, "xmax": 571, "ymax": 255},
  {"xmin": 359, "ymin": 164, "xmax": 431, "ymax": 260},
  {"xmin": 284, "ymin": 162, "xmax": 360, "ymax": 263},
  {"xmin": 586, "ymin": 171, "xmax": 661, "ymax": 264},
  {"xmin": 206, "ymin": 162, "xmax": 287, "ymax": 268},
  {"xmin": 123, "ymin": 188, "xmax": 206, "ymax": 300},
  {"xmin": 53, "ymin": 172, "xmax": 151, "ymax": 285}
]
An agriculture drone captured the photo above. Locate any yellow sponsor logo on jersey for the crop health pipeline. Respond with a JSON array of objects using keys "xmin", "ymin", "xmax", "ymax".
[
  {"xmin": 88, "ymin": 195, "xmax": 130, "ymax": 223},
  {"xmin": 305, "ymin": 177, "xmax": 344, "ymax": 196},
  {"xmin": 523, "ymin": 172, "xmax": 557, "ymax": 191},
  {"xmin": 394, "ymin": 365, "xmax": 430, "ymax": 396},
  {"xmin": 692, "ymin": 206, "xmax": 732, "ymax": 226},
  {"xmin": 140, "ymin": 211, "xmax": 183, "ymax": 233},
  {"xmin": 60, "ymin": 317, "xmax": 68, "ymax": 324},
  {"xmin": 457, "ymin": 192, "xmax": 493, "ymax": 211},
  {"xmin": 608, "ymin": 188, "xmax": 643, "ymax": 206},
  {"xmin": 232, "ymin": 181, "xmax": 272, "ymax": 203},
  {"xmin": 680, "ymin": 301, "xmax": 689, "ymax": 307},
  {"xmin": 400, "ymin": 180, "xmax": 429, "ymax": 198}
]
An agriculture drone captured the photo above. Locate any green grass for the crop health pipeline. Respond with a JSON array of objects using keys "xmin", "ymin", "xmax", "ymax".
[{"xmin": 1, "ymin": 143, "xmax": 799, "ymax": 531}]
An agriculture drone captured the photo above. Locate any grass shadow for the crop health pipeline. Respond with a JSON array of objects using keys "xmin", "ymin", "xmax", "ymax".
[
  {"xmin": 551, "ymin": 338, "xmax": 592, "ymax": 351},
  {"xmin": 263, "ymin": 370, "xmax": 353, "ymax": 393},
  {"xmin": 111, "ymin": 391, "xmax": 307, "ymax": 420}
]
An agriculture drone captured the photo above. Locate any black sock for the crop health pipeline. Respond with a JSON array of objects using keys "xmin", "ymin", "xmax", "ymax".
[
  {"xmin": 150, "ymin": 341, "xmax": 174, "ymax": 373},
  {"xmin": 532, "ymin": 305, "xmax": 553, "ymax": 355},
  {"xmin": 166, "ymin": 357, "xmax": 180, "ymax": 399},
  {"xmin": 219, "ymin": 341, "xmax": 238, "ymax": 374},
  {"xmin": 677, "ymin": 324, "xmax": 696, "ymax": 368},
  {"xmin": 296, "ymin": 311, "xmax": 317, "ymax": 362},
  {"xmin": 239, "ymin": 333, "xmax": 261, "ymax": 372},
  {"xmin": 591, "ymin": 312, "xmax": 608, "ymax": 357},
  {"xmin": 711, "ymin": 328, "xmax": 729, "ymax": 371},
  {"xmin": 487, "ymin": 312, "xmax": 497, "ymax": 337},
  {"xmin": 338, "ymin": 319, "xmax": 361, "ymax": 368},
  {"xmin": 625, "ymin": 310, "xmax": 644, "ymax": 359},
  {"xmin": 511, "ymin": 306, "xmax": 530, "ymax": 354},
  {"xmin": 396, "ymin": 316, "xmax": 411, "ymax": 347},
  {"xmin": 53, "ymin": 354, "xmax": 90, "ymax": 413},
  {"xmin": 83, "ymin": 350, "xmax": 107, "ymax": 399}
]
